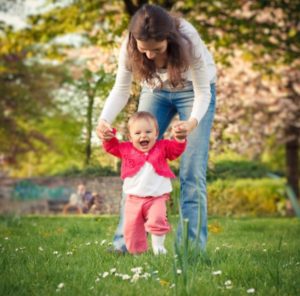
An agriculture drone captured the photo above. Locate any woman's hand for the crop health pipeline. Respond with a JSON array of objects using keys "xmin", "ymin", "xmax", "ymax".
[
  {"xmin": 96, "ymin": 119, "xmax": 114, "ymax": 141},
  {"xmin": 172, "ymin": 118, "xmax": 198, "ymax": 141}
]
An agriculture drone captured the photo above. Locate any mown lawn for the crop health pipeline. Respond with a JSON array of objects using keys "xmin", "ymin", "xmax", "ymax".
[{"xmin": 0, "ymin": 215, "xmax": 299, "ymax": 296}]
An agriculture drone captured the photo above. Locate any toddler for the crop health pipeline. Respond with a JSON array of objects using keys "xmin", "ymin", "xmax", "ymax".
[{"xmin": 102, "ymin": 111, "xmax": 186, "ymax": 254}]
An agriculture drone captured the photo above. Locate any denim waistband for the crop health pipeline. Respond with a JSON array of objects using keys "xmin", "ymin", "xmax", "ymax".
[{"xmin": 144, "ymin": 82, "xmax": 215, "ymax": 93}]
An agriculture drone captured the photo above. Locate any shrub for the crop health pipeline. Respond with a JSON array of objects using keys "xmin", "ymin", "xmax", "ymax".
[
  {"xmin": 170, "ymin": 178, "xmax": 286, "ymax": 217},
  {"xmin": 207, "ymin": 178, "xmax": 286, "ymax": 216},
  {"xmin": 54, "ymin": 165, "xmax": 119, "ymax": 177},
  {"xmin": 207, "ymin": 160, "xmax": 271, "ymax": 182},
  {"xmin": 171, "ymin": 159, "xmax": 274, "ymax": 181}
]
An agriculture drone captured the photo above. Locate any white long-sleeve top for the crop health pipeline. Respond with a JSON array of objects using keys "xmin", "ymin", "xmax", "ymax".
[
  {"xmin": 123, "ymin": 162, "xmax": 172, "ymax": 197},
  {"xmin": 99, "ymin": 19, "xmax": 216, "ymax": 124}
]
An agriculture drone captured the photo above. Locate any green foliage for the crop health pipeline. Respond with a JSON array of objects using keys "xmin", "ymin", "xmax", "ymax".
[
  {"xmin": 7, "ymin": 106, "xmax": 84, "ymax": 177},
  {"xmin": 1, "ymin": 0, "xmax": 298, "ymax": 180},
  {"xmin": 0, "ymin": 59, "xmax": 70, "ymax": 165},
  {"xmin": 207, "ymin": 160, "xmax": 270, "ymax": 182},
  {"xmin": 70, "ymin": 67, "xmax": 114, "ymax": 166},
  {"xmin": 207, "ymin": 178, "xmax": 286, "ymax": 217},
  {"xmin": 0, "ymin": 1, "xmax": 128, "ymax": 59},
  {"xmin": 171, "ymin": 156, "xmax": 275, "ymax": 182},
  {"xmin": 171, "ymin": 158, "xmax": 272, "ymax": 182},
  {"xmin": 183, "ymin": 0, "xmax": 300, "ymax": 68},
  {"xmin": 171, "ymin": 178, "xmax": 286, "ymax": 217},
  {"xmin": 0, "ymin": 0, "xmax": 124, "ymax": 175},
  {"xmin": 55, "ymin": 164, "xmax": 119, "ymax": 177},
  {"xmin": 261, "ymin": 143, "xmax": 287, "ymax": 174}
]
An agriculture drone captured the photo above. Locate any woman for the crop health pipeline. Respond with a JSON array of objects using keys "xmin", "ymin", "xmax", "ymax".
[{"xmin": 97, "ymin": 4, "xmax": 216, "ymax": 252}]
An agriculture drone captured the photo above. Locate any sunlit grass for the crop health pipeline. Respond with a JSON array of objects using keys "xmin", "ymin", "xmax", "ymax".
[{"xmin": 0, "ymin": 215, "xmax": 299, "ymax": 295}]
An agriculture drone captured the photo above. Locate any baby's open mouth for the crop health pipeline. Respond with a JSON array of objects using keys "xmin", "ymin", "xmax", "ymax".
[{"xmin": 140, "ymin": 140, "xmax": 149, "ymax": 147}]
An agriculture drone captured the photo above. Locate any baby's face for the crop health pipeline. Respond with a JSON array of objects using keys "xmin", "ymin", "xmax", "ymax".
[{"xmin": 129, "ymin": 118, "xmax": 158, "ymax": 153}]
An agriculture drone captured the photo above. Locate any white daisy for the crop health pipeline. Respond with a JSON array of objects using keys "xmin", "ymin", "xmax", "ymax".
[
  {"xmin": 212, "ymin": 270, "xmax": 222, "ymax": 276},
  {"xmin": 122, "ymin": 274, "xmax": 131, "ymax": 280},
  {"xmin": 131, "ymin": 267, "xmax": 143, "ymax": 274},
  {"xmin": 57, "ymin": 283, "xmax": 64, "ymax": 289},
  {"xmin": 176, "ymin": 269, "xmax": 182, "ymax": 275}
]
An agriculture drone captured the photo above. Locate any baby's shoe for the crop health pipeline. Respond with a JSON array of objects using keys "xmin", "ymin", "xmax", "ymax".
[
  {"xmin": 152, "ymin": 234, "xmax": 167, "ymax": 255},
  {"xmin": 153, "ymin": 246, "xmax": 167, "ymax": 255}
]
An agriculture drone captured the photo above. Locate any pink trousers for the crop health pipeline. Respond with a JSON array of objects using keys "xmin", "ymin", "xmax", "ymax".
[{"xmin": 124, "ymin": 193, "xmax": 171, "ymax": 254}]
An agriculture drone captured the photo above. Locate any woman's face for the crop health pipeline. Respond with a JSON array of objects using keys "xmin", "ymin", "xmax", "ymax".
[{"xmin": 136, "ymin": 39, "xmax": 168, "ymax": 60}]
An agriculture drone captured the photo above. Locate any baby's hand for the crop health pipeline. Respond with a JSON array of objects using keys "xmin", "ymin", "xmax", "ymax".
[{"xmin": 103, "ymin": 132, "xmax": 114, "ymax": 141}]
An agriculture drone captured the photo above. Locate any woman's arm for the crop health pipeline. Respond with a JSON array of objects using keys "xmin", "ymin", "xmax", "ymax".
[
  {"xmin": 181, "ymin": 20, "xmax": 213, "ymax": 125},
  {"xmin": 96, "ymin": 119, "xmax": 114, "ymax": 141},
  {"xmin": 98, "ymin": 37, "xmax": 133, "ymax": 124}
]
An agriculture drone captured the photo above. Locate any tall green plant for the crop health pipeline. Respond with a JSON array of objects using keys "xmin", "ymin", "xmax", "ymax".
[{"xmin": 71, "ymin": 67, "xmax": 113, "ymax": 166}]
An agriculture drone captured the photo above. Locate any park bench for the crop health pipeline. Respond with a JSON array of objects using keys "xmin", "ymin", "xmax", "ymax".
[
  {"xmin": 47, "ymin": 199, "xmax": 69, "ymax": 214},
  {"xmin": 47, "ymin": 194, "xmax": 106, "ymax": 214}
]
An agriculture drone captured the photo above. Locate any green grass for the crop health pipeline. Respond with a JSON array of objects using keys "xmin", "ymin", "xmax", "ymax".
[{"xmin": 0, "ymin": 216, "xmax": 299, "ymax": 296}]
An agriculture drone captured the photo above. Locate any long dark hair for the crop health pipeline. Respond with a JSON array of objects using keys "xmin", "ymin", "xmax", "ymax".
[{"xmin": 127, "ymin": 4, "xmax": 191, "ymax": 88}]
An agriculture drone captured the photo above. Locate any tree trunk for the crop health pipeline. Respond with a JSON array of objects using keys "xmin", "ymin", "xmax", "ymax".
[
  {"xmin": 285, "ymin": 125, "xmax": 299, "ymax": 199},
  {"xmin": 85, "ymin": 93, "xmax": 94, "ymax": 166},
  {"xmin": 123, "ymin": 0, "xmax": 175, "ymax": 16},
  {"xmin": 123, "ymin": 0, "xmax": 147, "ymax": 16}
]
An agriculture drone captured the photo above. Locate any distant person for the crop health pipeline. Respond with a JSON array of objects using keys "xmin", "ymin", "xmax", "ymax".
[
  {"xmin": 80, "ymin": 185, "xmax": 94, "ymax": 213},
  {"xmin": 63, "ymin": 183, "xmax": 93, "ymax": 214},
  {"xmin": 89, "ymin": 192, "xmax": 104, "ymax": 214},
  {"xmin": 102, "ymin": 111, "xmax": 186, "ymax": 255}
]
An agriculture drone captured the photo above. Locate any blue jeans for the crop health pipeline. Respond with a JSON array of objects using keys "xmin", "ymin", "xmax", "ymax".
[{"xmin": 112, "ymin": 83, "xmax": 216, "ymax": 251}]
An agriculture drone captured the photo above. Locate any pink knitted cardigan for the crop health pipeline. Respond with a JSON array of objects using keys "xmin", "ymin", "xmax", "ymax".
[{"xmin": 103, "ymin": 137, "xmax": 186, "ymax": 180}]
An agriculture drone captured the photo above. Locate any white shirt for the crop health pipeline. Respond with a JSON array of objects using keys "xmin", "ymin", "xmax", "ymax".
[
  {"xmin": 69, "ymin": 193, "xmax": 83, "ymax": 206},
  {"xmin": 123, "ymin": 162, "xmax": 172, "ymax": 197},
  {"xmin": 99, "ymin": 19, "xmax": 216, "ymax": 124}
]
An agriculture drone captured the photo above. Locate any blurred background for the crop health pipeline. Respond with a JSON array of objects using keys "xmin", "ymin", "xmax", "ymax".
[{"xmin": 0, "ymin": 0, "xmax": 299, "ymax": 216}]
